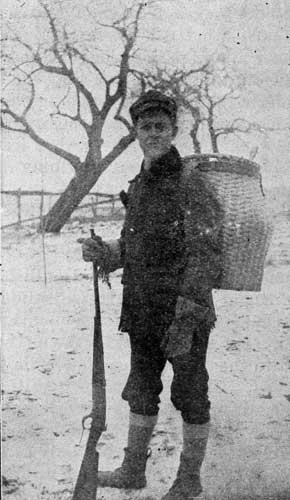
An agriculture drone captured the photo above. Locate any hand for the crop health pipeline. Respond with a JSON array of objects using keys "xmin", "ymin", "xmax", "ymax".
[
  {"xmin": 78, "ymin": 236, "xmax": 105, "ymax": 263},
  {"xmin": 161, "ymin": 297, "xmax": 208, "ymax": 358},
  {"xmin": 162, "ymin": 313, "xmax": 196, "ymax": 359}
]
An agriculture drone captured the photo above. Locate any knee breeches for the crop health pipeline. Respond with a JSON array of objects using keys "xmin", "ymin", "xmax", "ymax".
[{"xmin": 122, "ymin": 323, "xmax": 211, "ymax": 424}]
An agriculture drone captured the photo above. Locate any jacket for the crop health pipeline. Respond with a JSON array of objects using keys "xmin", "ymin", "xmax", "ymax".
[{"xmin": 104, "ymin": 146, "xmax": 223, "ymax": 353}]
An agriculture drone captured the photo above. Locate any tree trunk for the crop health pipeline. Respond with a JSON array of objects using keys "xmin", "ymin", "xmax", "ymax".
[
  {"xmin": 209, "ymin": 130, "xmax": 219, "ymax": 153},
  {"xmin": 208, "ymin": 111, "xmax": 219, "ymax": 153},
  {"xmin": 188, "ymin": 108, "xmax": 202, "ymax": 154},
  {"xmin": 41, "ymin": 132, "xmax": 135, "ymax": 233},
  {"xmin": 42, "ymin": 162, "xmax": 101, "ymax": 233},
  {"xmin": 190, "ymin": 127, "xmax": 201, "ymax": 153}
]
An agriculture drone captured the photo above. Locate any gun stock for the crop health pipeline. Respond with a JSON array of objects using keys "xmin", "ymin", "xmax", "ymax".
[
  {"xmin": 71, "ymin": 426, "xmax": 99, "ymax": 500},
  {"xmin": 72, "ymin": 389, "xmax": 106, "ymax": 500}
]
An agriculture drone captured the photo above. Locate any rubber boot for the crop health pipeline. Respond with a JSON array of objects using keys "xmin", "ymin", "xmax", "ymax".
[
  {"xmin": 98, "ymin": 446, "xmax": 148, "ymax": 489},
  {"xmin": 161, "ymin": 422, "xmax": 210, "ymax": 500},
  {"xmin": 98, "ymin": 412, "xmax": 157, "ymax": 489}
]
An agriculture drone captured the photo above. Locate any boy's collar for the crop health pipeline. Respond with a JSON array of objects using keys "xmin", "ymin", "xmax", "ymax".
[{"xmin": 141, "ymin": 146, "xmax": 182, "ymax": 179}]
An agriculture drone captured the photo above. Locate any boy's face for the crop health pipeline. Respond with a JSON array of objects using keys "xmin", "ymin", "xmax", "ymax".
[{"xmin": 135, "ymin": 110, "xmax": 177, "ymax": 161}]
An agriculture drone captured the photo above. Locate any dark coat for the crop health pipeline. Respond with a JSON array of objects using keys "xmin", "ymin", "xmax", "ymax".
[{"xmin": 117, "ymin": 146, "xmax": 223, "ymax": 336}]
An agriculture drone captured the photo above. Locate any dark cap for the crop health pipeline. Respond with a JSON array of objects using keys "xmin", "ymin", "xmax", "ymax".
[{"xmin": 129, "ymin": 90, "xmax": 177, "ymax": 125}]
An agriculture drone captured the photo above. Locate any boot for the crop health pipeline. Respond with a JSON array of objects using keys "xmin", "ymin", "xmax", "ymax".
[
  {"xmin": 161, "ymin": 453, "xmax": 202, "ymax": 499},
  {"xmin": 98, "ymin": 412, "xmax": 157, "ymax": 489},
  {"xmin": 97, "ymin": 446, "xmax": 148, "ymax": 489},
  {"xmin": 161, "ymin": 422, "xmax": 209, "ymax": 500}
]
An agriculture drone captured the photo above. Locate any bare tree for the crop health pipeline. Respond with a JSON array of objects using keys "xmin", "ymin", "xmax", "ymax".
[
  {"xmin": 1, "ymin": 0, "xmax": 151, "ymax": 232},
  {"xmin": 133, "ymin": 60, "xmax": 274, "ymax": 154},
  {"xmin": 192, "ymin": 66, "xmax": 272, "ymax": 153}
]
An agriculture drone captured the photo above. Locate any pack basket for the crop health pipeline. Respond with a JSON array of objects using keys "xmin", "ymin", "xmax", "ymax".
[{"xmin": 182, "ymin": 154, "xmax": 273, "ymax": 291}]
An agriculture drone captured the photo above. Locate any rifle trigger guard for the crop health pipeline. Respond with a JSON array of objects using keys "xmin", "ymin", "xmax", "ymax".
[{"xmin": 81, "ymin": 412, "xmax": 93, "ymax": 430}]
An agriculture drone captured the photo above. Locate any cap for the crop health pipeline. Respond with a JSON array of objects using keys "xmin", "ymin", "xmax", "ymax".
[{"xmin": 129, "ymin": 90, "xmax": 177, "ymax": 125}]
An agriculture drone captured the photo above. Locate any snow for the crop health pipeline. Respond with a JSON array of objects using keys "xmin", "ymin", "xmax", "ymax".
[{"xmin": 2, "ymin": 215, "xmax": 290, "ymax": 500}]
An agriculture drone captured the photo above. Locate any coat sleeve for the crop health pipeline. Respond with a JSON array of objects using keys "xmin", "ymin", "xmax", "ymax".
[
  {"xmin": 102, "ymin": 189, "xmax": 129, "ymax": 273},
  {"xmin": 162, "ymin": 172, "xmax": 223, "ymax": 359},
  {"xmin": 179, "ymin": 170, "xmax": 223, "ymax": 308}
]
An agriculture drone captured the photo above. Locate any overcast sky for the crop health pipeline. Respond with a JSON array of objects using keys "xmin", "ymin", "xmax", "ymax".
[{"xmin": 2, "ymin": 0, "xmax": 290, "ymax": 192}]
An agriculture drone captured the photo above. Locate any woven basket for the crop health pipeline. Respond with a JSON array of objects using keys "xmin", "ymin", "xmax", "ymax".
[{"xmin": 182, "ymin": 154, "xmax": 273, "ymax": 292}]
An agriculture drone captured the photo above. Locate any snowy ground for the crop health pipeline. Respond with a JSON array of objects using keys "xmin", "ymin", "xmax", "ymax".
[{"xmin": 2, "ymin": 214, "xmax": 290, "ymax": 500}]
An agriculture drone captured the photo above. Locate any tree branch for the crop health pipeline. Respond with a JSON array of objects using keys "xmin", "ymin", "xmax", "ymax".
[
  {"xmin": 22, "ymin": 76, "xmax": 35, "ymax": 117},
  {"xmin": 37, "ymin": 3, "xmax": 100, "ymax": 120},
  {"xmin": 114, "ymin": 92, "xmax": 133, "ymax": 132},
  {"xmin": 50, "ymin": 86, "xmax": 91, "ymax": 134},
  {"xmin": 100, "ymin": 2, "xmax": 145, "ymax": 119},
  {"xmin": 51, "ymin": 108, "xmax": 91, "ymax": 133},
  {"xmin": 69, "ymin": 46, "xmax": 108, "ymax": 85},
  {"xmin": 101, "ymin": 131, "xmax": 136, "ymax": 170},
  {"xmin": 215, "ymin": 118, "xmax": 274, "ymax": 137},
  {"xmin": 40, "ymin": 0, "xmax": 68, "ymax": 70},
  {"xmin": 7, "ymin": 35, "xmax": 100, "ymax": 125},
  {"xmin": 11, "ymin": 36, "xmax": 36, "ymax": 57},
  {"xmin": 1, "ymin": 99, "xmax": 82, "ymax": 170},
  {"xmin": 33, "ymin": 54, "xmax": 100, "ymax": 119},
  {"xmin": 63, "ymin": 26, "xmax": 73, "ymax": 70},
  {"xmin": 214, "ymin": 87, "xmax": 239, "ymax": 106}
]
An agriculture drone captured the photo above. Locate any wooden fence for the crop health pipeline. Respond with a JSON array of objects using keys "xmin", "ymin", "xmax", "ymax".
[{"xmin": 1, "ymin": 189, "xmax": 123, "ymax": 229}]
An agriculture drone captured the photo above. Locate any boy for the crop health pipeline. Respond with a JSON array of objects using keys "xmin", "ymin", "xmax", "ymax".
[{"xmin": 82, "ymin": 90, "xmax": 222, "ymax": 499}]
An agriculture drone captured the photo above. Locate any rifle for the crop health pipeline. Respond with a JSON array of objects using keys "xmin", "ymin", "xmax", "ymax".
[{"xmin": 72, "ymin": 229, "xmax": 106, "ymax": 500}]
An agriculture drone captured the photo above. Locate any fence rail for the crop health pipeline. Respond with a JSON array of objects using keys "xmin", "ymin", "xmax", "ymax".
[
  {"xmin": 1, "ymin": 190, "xmax": 117, "ymax": 197},
  {"xmin": 1, "ymin": 189, "xmax": 123, "ymax": 229}
]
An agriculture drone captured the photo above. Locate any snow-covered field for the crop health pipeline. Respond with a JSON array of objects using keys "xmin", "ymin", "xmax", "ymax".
[{"xmin": 2, "ymin": 214, "xmax": 290, "ymax": 500}]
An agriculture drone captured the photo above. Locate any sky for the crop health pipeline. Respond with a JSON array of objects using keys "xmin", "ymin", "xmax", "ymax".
[{"xmin": 1, "ymin": 0, "xmax": 290, "ymax": 193}]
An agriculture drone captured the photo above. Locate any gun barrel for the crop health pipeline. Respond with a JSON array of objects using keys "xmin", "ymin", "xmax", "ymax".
[{"xmin": 71, "ymin": 230, "xmax": 106, "ymax": 499}]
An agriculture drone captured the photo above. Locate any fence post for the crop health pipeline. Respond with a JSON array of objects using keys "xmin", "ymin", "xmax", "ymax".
[
  {"xmin": 39, "ymin": 189, "xmax": 47, "ymax": 285},
  {"xmin": 17, "ymin": 188, "xmax": 22, "ymax": 227},
  {"xmin": 40, "ymin": 189, "xmax": 44, "ymax": 223},
  {"xmin": 94, "ymin": 194, "xmax": 98, "ymax": 219},
  {"xmin": 91, "ymin": 195, "xmax": 97, "ymax": 218}
]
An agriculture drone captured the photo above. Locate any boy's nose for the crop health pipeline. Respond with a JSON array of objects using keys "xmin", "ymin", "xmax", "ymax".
[{"xmin": 148, "ymin": 125, "xmax": 159, "ymax": 135}]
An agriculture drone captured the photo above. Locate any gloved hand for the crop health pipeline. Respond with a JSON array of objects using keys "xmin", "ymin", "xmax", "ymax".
[
  {"xmin": 79, "ymin": 235, "xmax": 108, "ymax": 263},
  {"xmin": 161, "ymin": 296, "xmax": 208, "ymax": 359}
]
